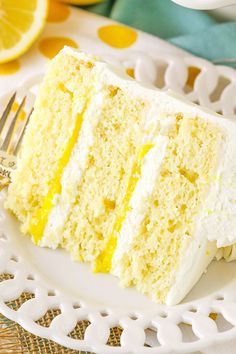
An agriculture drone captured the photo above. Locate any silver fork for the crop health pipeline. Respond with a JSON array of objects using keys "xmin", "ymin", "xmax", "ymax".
[{"xmin": 0, "ymin": 92, "xmax": 33, "ymax": 186}]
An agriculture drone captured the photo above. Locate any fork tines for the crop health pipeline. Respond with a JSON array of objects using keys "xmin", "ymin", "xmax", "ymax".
[
  {"xmin": 0, "ymin": 92, "xmax": 33, "ymax": 155},
  {"xmin": 0, "ymin": 92, "xmax": 16, "ymax": 134},
  {"xmin": 14, "ymin": 107, "xmax": 33, "ymax": 155}
]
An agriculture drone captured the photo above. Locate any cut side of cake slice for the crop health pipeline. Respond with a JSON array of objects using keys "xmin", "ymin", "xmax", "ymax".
[{"xmin": 5, "ymin": 47, "xmax": 236, "ymax": 305}]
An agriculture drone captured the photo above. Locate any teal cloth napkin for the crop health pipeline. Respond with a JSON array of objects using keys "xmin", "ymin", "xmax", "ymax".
[{"xmin": 81, "ymin": 0, "xmax": 236, "ymax": 68}]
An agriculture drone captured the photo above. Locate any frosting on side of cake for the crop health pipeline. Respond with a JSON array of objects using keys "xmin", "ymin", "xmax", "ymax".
[
  {"xmin": 166, "ymin": 235, "xmax": 217, "ymax": 305},
  {"xmin": 160, "ymin": 92, "xmax": 236, "ymax": 248},
  {"xmin": 195, "ymin": 126, "xmax": 236, "ymax": 248}
]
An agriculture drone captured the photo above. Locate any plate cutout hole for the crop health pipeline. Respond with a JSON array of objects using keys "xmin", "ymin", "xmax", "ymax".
[
  {"xmin": 106, "ymin": 326, "xmax": 123, "ymax": 346},
  {"xmin": 155, "ymin": 61, "xmax": 168, "ymax": 89},
  {"xmin": 130, "ymin": 314, "xmax": 138, "ymax": 320},
  {"xmin": 178, "ymin": 322, "xmax": 199, "ymax": 342},
  {"xmin": 159, "ymin": 312, "xmax": 168, "ymax": 318},
  {"xmin": 215, "ymin": 294, "xmax": 224, "ymax": 301},
  {"xmin": 189, "ymin": 307, "xmax": 197, "ymax": 313},
  {"xmin": 209, "ymin": 76, "xmax": 231, "ymax": 103},
  {"xmin": 100, "ymin": 310, "xmax": 109, "ymax": 317},
  {"xmin": 27, "ymin": 274, "xmax": 35, "ymax": 281},
  {"xmin": 0, "ymin": 233, "xmax": 7, "ymax": 241},
  {"xmin": 144, "ymin": 328, "xmax": 160, "ymax": 347},
  {"xmin": 47, "ymin": 290, "xmax": 56, "ymax": 296},
  {"xmin": 73, "ymin": 302, "xmax": 81, "ymax": 309},
  {"xmin": 0, "ymin": 273, "xmax": 14, "ymax": 282},
  {"xmin": 10, "ymin": 255, "xmax": 19, "ymax": 262},
  {"xmin": 68, "ymin": 320, "xmax": 91, "ymax": 340},
  {"xmin": 214, "ymin": 313, "xmax": 233, "ymax": 332},
  {"xmin": 5, "ymin": 292, "xmax": 35, "ymax": 311},
  {"xmin": 209, "ymin": 312, "xmax": 218, "ymax": 321},
  {"xmin": 35, "ymin": 308, "xmax": 61, "ymax": 328},
  {"xmin": 185, "ymin": 66, "xmax": 201, "ymax": 90},
  {"xmin": 126, "ymin": 67, "xmax": 135, "ymax": 79}
]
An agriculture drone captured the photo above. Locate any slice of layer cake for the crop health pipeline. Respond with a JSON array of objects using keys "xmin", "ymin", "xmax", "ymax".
[{"xmin": 5, "ymin": 48, "xmax": 236, "ymax": 305}]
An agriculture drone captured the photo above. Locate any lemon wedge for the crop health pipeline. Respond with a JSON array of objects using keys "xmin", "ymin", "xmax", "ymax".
[{"xmin": 0, "ymin": 0, "xmax": 48, "ymax": 63}]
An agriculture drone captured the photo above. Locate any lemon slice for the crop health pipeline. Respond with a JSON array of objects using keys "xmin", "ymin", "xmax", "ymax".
[{"xmin": 0, "ymin": 0, "xmax": 48, "ymax": 63}]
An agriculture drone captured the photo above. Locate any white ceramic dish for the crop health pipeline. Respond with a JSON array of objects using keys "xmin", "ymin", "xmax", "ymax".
[
  {"xmin": 1, "ymin": 8, "xmax": 236, "ymax": 353},
  {"xmin": 172, "ymin": 0, "xmax": 236, "ymax": 10},
  {"xmin": 211, "ymin": 5, "xmax": 236, "ymax": 20},
  {"xmin": 172, "ymin": 0, "xmax": 236, "ymax": 20}
]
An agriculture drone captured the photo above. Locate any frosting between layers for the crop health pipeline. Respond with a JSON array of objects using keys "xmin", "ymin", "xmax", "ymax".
[
  {"xmin": 112, "ymin": 135, "xmax": 169, "ymax": 274},
  {"xmin": 196, "ymin": 129, "xmax": 236, "ymax": 248}
]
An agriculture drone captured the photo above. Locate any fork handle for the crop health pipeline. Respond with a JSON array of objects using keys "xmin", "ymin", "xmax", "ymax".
[
  {"xmin": 0, "ymin": 165, "xmax": 13, "ymax": 182},
  {"xmin": 0, "ymin": 151, "xmax": 17, "ymax": 170},
  {"xmin": 0, "ymin": 151, "xmax": 17, "ymax": 187}
]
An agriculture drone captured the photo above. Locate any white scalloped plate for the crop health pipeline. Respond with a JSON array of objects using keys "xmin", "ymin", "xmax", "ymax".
[{"xmin": 1, "ymin": 8, "xmax": 236, "ymax": 354}]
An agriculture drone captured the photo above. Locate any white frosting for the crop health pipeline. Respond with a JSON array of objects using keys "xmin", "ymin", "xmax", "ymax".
[
  {"xmin": 166, "ymin": 235, "xmax": 217, "ymax": 305},
  {"xmin": 41, "ymin": 48, "xmax": 236, "ymax": 304},
  {"xmin": 194, "ymin": 127, "xmax": 236, "ymax": 247}
]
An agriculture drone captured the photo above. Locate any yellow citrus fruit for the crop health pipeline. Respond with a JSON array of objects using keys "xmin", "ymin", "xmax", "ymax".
[
  {"xmin": 59, "ymin": 0, "xmax": 103, "ymax": 5},
  {"xmin": 0, "ymin": 0, "xmax": 48, "ymax": 64}
]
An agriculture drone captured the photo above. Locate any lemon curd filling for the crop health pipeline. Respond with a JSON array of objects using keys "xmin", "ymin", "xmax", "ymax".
[
  {"xmin": 94, "ymin": 144, "xmax": 154, "ymax": 273},
  {"xmin": 28, "ymin": 108, "xmax": 87, "ymax": 244}
]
